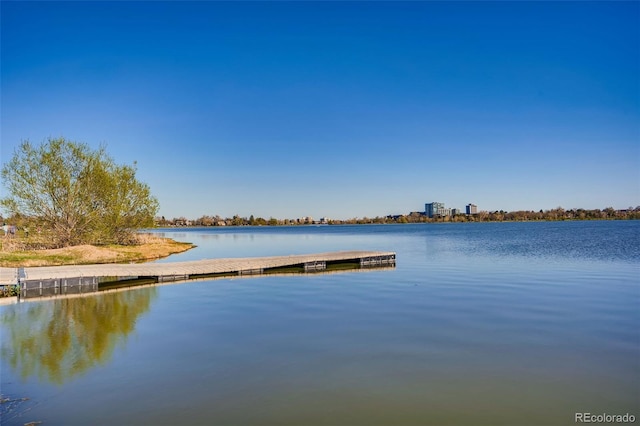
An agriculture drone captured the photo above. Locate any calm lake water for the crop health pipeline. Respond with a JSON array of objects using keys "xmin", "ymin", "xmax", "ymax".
[{"xmin": 1, "ymin": 221, "xmax": 639, "ymax": 425}]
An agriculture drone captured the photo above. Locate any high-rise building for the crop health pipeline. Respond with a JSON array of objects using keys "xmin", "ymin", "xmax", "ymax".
[
  {"xmin": 466, "ymin": 204, "xmax": 478, "ymax": 215},
  {"xmin": 425, "ymin": 202, "xmax": 450, "ymax": 218}
]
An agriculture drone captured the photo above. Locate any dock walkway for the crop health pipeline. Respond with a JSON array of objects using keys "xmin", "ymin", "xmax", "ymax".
[{"xmin": 0, "ymin": 251, "xmax": 396, "ymax": 299}]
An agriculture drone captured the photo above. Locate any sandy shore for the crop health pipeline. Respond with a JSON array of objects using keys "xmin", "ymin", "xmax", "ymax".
[{"xmin": 0, "ymin": 236, "xmax": 194, "ymax": 267}]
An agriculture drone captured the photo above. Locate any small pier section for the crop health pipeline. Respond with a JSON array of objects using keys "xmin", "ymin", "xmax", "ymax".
[{"xmin": 1, "ymin": 251, "xmax": 396, "ymax": 299}]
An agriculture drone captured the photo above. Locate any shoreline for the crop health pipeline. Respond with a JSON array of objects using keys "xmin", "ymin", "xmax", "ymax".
[
  {"xmin": 1, "ymin": 218, "xmax": 636, "ymax": 267},
  {"xmin": 0, "ymin": 236, "xmax": 194, "ymax": 268},
  {"xmin": 155, "ymin": 217, "xmax": 638, "ymax": 229}
]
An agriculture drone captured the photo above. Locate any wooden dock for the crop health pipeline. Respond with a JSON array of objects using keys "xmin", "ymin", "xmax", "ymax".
[{"xmin": 0, "ymin": 250, "xmax": 396, "ymax": 299}]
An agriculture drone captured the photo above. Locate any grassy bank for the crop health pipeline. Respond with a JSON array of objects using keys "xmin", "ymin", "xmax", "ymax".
[{"xmin": 0, "ymin": 235, "xmax": 194, "ymax": 267}]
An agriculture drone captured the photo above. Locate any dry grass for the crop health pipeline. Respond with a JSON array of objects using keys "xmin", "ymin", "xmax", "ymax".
[{"xmin": 0, "ymin": 235, "xmax": 194, "ymax": 267}]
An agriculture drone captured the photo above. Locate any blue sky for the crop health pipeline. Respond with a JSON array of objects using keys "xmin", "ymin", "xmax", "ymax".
[{"xmin": 2, "ymin": 1, "xmax": 638, "ymax": 220}]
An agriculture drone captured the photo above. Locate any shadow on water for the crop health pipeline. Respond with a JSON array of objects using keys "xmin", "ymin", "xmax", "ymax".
[{"xmin": 1, "ymin": 287, "xmax": 157, "ymax": 385}]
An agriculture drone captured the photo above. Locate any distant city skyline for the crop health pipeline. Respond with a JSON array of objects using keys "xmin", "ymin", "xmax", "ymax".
[
  {"xmin": 2, "ymin": 2, "xmax": 638, "ymax": 220},
  {"xmin": 163, "ymin": 201, "xmax": 636, "ymax": 222}
]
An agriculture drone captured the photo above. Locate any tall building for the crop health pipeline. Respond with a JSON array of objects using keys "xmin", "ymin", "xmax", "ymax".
[
  {"xmin": 466, "ymin": 204, "xmax": 478, "ymax": 215},
  {"xmin": 425, "ymin": 202, "xmax": 451, "ymax": 218}
]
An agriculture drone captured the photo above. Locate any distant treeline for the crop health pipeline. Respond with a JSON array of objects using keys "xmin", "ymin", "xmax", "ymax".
[{"xmin": 155, "ymin": 207, "xmax": 640, "ymax": 227}]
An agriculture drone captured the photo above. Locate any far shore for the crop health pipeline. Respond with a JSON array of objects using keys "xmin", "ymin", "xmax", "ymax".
[{"xmin": 0, "ymin": 235, "xmax": 194, "ymax": 268}]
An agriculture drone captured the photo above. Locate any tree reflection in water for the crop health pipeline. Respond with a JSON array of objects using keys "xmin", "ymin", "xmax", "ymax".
[{"xmin": 1, "ymin": 287, "xmax": 157, "ymax": 385}]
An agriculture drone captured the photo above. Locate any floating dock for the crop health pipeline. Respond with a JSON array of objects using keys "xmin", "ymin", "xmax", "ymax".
[{"xmin": 0, "ymin": 251, "xmax": 396, "ymax": 299}]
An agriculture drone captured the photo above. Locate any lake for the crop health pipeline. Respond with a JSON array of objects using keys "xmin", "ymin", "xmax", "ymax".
[{"xmin": 1, "ymin": 221, "xmax": 638, "ymax": 425}]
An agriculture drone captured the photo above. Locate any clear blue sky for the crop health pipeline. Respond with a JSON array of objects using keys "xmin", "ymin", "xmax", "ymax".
[{"xmin": 2, "ymin": 1, "xmax": 638, "ymax": 220}]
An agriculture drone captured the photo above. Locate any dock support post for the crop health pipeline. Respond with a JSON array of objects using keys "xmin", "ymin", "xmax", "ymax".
[
  {"xmin": 360, "ymin": 255, "xmax": 396, "ymax": 268},
  {"xmin": 304, "ymin": 261, "xmax": 326, "ymax": 272},
  {"xmin": 238, "ymin": 268, "xmax": 263, "ymax": 276}
]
